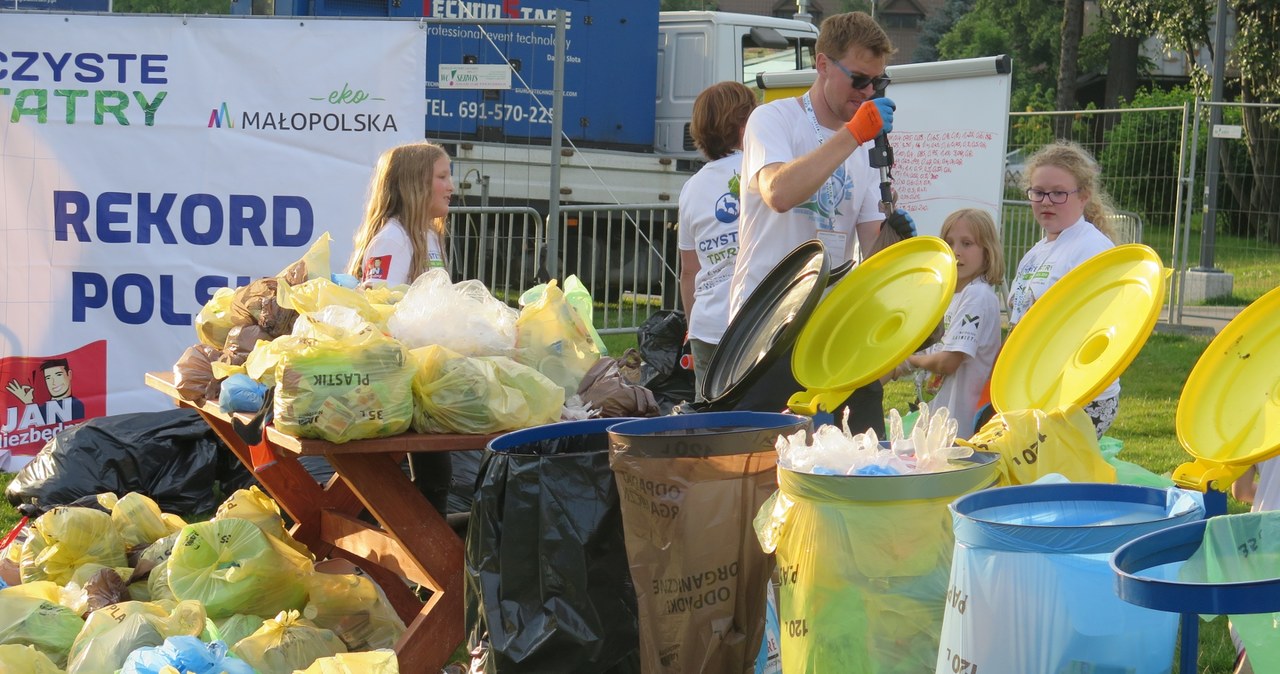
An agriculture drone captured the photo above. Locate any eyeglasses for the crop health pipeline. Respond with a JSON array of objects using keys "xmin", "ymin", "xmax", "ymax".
[
  {"xmin": 1026, "ymin": 188, "xmax": 1081, "ymax": 205},
  {"xmin": 827, "ymin": 57, "xmax": 891, "ymax": 94}
]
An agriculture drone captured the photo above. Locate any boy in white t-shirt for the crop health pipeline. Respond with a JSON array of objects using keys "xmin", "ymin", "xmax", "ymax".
[
  {"xmin": 678, "ymin": 82, "xmax": 757, "ymax": 397},
  {"xmin": 891, "ymin": 209, "xmax": 1003, "ymax": 438}
]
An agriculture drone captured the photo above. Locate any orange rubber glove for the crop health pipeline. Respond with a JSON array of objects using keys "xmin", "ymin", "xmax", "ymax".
[{"xmin": 845, "ymin": 97, "xmax": 896, "ymax": 144}]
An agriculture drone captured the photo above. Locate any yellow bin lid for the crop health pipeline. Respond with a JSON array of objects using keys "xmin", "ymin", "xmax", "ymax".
[
  {"xmin": 1173, "ymin": 284, "xmax": 1280, "ymax": 491},
  {"xmin": 787, "ymin": 236, "xmax": 956, "ymax": 415},
  {"xmin": 991, "ymin": 244, "xmax": 1166, "ymax": 413}
]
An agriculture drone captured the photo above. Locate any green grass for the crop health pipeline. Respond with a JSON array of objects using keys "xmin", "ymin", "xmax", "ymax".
[
  {"xmin": 1141, "ymin": 221, "xmax": 1280, "ymax": 306},
  {"xmin": 0, "ymin": 332, "xmax": 1250, "ymax": 671},
  {"xmin": 0, "ymin": 472, "xmax": 16, "ymax": 535}
]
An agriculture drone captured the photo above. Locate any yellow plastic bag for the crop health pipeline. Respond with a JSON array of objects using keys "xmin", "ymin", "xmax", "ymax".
[
  {"xmin": 277, "ymin": 278, "xmax": 383, "ymax": 325},
  {"xmin": 166, "ymin": 519, "xmax": 312, "ymax": 619},
  {"xmin": 21, "ymin": 506, "xmax": 127, "ymax": 585},
  {"xmin": 294, "ymin": 649, "xmax": 399, "ymax": 673},
  {"xmin": 303, "ymin": 564, "xmax": 406, "ymax": 651},
  {"xmin": 66, "ymin": 600, "xmax": 205, "ymax": 674},
  {"xmin": 0, "ymin": 594, "xmax": 84, "ymax": 667},
  {"xmin": 410, "ymin": 345, "xmax": 564, "ymax": 434},
  {"xmin": 231, "ymin": 610, "xmax": 346, "ymax": 674},
  {"xmin": 203, "ymin": 614, "xmax": 266, "ymax": 651},
  {"xmin": 968, "ymin": 406, "xmax": 1117, "ymax": 486},
  {"xmin": 195, "ymin": 287, "xmax": 237, "ymax": 349},
  {"xmin": 273, "ymin": 325, "xmax": 415, "ymax": 443},
  {"xmin": 111, "ymin": 493, "xmax": 186, "ymax": 550},
  {"xmin": 0, "ymin": 579, "xmax": 85, "ymax": 614},
  {"xmin": 514, "ymin": 280, "xmax": 600, "ymax": 392},
  {"xmin": 277, "ymin": 232, "xmax": 333, "ymax": 285},
  {"xmin": 0, "ymin": 643, "xmax": 63, "ymax": 673},
  {"xmin": 213, "ymin": 487, "xmax": 312, "ymax": 559},
  {"xmin": 755, "ymin": 471, "xmax": 978, "ymax": 674}
]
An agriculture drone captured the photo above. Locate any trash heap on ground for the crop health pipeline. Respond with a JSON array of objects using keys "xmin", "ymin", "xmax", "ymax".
[{"xmin": 0, "ymin": 487, "xmax": 402, "ymax": 673}]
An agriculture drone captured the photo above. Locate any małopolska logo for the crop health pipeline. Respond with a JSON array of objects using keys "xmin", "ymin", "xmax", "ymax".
[{"xmin": 208, "ymin": 83, "xmax": 397, "ymax": 132}]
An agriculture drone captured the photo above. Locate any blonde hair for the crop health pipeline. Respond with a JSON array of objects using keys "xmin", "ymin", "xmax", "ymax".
[
  {"xmin": 941, "ymin": 208, "xmax": 1004, "ymax": 286},
  {"xmin": 817, "ymin": 12, "xmax": 895, "ymax": 60},
  {"xmin": 347, "ymin": 141, "xmax": 450, "ymax": 280},
  {"xmin": 1024, "ymin": 140, "xmax": 1117, "ymax": 241}
]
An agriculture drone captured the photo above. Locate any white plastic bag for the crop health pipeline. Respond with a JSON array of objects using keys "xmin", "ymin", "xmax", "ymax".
[{"xmin": 388, "ymin": 269, "xmax": 518, "ymax": 357}]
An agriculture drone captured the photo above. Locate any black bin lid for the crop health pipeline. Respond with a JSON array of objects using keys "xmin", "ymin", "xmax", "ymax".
[{"xmin": 700, "ymin": 241, "xmax": 830, "ymax": 410}]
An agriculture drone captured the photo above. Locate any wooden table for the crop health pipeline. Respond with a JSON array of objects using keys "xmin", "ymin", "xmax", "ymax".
[{"xmin": 146, "ymin": 371, "xmax": 496, "ymax": 673}]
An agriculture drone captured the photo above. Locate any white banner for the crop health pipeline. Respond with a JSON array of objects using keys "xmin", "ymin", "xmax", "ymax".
[{"xmin": 1, "ymin": 14, "xmax": 425, "ymax": 468}]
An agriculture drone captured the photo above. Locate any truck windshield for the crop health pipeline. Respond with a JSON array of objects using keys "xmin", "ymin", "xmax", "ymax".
[{"xmin": 743, "ymin": 37, "xmax": 816, "ymax": 89}]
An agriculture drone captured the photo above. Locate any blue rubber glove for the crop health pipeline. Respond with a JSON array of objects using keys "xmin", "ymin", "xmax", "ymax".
[
  {"xmin": 846, "ymin": 97, "xmax": 896, "ymax": 143},
  {"xmin": 885, "ymin": 208, "xmax": 917, "ymax": 239}
]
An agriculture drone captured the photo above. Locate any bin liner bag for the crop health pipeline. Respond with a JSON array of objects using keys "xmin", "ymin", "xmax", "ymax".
[
  {"xmin": 1178, "ymin": 511, "xmax": 1280, "ymax": 672},
  {"xmin": 937, "ymin": 483, "xmax": 1203, "ymax": 674},
  {"xmin": 466, "ymin": 418, "xmax": 640, "ymax": 673},
  {"xmin": 608, "ymin": 412, "xmax": 809, "ymax": 674},
  {"xmin": 754, "ymin": 468, "xmax": 991, "ymax": 674},
  {"xmin": 5, "ymin": 409, "xmax": 251, "ymax": 518},
  {"xmin": 635, "ymin": 311, "xmax": 694, "ymax": 412}
]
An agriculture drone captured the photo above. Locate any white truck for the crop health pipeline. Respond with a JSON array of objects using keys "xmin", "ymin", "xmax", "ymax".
[{"xmin": 422, "ymin": 7, "xmax": 820, "ymax": 296}]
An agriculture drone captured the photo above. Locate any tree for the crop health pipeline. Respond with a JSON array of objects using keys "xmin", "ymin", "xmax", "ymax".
[
  {"xmin": 913, "ymin": 0, "xmax": 976, "ymax": 62},
  {"xmin": 1103, "ymin": 0, "xmax": 1280, "ymax": 243},
  {"xmin": 113, "ymin": 0, "xmax": 225, "ymax": 12},
  {"xmin": 1052, "ymin": 0, "xmax": 1085, "ymax": 138},
  {"xmin": 935, "ymin": 0, "xmax": 1062, "ymax": 110},
  {"xmin": 660, "ymin": 0, "xmax": 718, "ymax": 9}
]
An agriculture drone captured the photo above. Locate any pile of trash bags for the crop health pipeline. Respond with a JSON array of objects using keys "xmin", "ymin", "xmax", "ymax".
[
  {"xmin": 0, "ymin": 487, "xmax": 404, "ymax": 673},
  {"xmin": 176, "ymin": 233, "xmax": 691, "ymax": 444}
]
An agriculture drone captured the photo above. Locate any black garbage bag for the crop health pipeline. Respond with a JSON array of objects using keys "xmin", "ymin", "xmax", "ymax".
[
  {"xmin": 466, "ymin": 419, "xmax": 640, "ymax": 674},
  {"xmin": 5, "ymin": 409, "xmax": 252, "ymax": 518},
  {"xmin": 637, "ymin": 310, "xmax": 695, "ymax": 413},
  {"xmin": 448, "ymin": 449, "xmax": 484, "ymax": 515}
]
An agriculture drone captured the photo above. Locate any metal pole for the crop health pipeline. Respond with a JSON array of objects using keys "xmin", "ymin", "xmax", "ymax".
[
  {"xmin": 1197, "ymin": 0, "xmax": 1229, "ymax": 270},
  {"xmin": 546, "ymin": 10, "xmax": 566, "ymax": 279},
  {"xmin": 1167, "ymin": 100, "xmax": 1191, "ymax": 325},
  {"xmin": 1179, "ymin": 100, "xmax": 1204, "ymax": 324}
]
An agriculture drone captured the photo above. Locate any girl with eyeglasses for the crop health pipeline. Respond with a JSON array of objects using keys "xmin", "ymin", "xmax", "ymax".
[{"xmin": 1007, "ymin": 140, "xmax": 1120, "ymax": 437}]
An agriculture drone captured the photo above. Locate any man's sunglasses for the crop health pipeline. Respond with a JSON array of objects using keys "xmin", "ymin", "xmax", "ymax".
[{"xmin": 828, "ymin": 57, "xmax": 891, "ymax": 94}]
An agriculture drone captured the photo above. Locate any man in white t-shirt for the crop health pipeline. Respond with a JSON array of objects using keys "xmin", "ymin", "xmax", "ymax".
[{"xmin": 727, "ymin": 11, "xmax": 897, "ymax": 433}]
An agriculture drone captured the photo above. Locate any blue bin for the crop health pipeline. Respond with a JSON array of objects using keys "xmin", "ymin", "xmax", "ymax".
[
  {"xmin": 1114, "ymin": 511, "xmax": 1280, "ymax": 673},
  {"xmin": 936, "ymin": 483, "xmax": 1204, "ymax": 674},
  {"xmin": 607, "ymin": 412, "xmax": 810, "ymax": 674},
  {"xmin": 467, "ymin": 418, "xmax": 640, "ymax": 674}
]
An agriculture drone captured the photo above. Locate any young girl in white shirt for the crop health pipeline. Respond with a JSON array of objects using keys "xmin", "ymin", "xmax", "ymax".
[
  {"xmin": 345, "ymin": 141, "xmax": 455, "ymax": 515},
  {"xmin": 1006, "ymin": 140, "xmax": 1119, "ymax": 436},
  {"xmin": 347, "ymin": 141, "xmax": 454, "ymax": 286},
  {"xmin": 894, "ymin": 208, "xmax": 1004, "ymax": 438}
]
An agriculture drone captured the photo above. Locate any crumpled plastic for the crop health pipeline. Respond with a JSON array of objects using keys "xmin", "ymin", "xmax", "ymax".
[
  {"xmin": 389, "ymin": 269, "xmax": 519, "ymax": 357},
  {"xmin": 120, "ymin": 635, "xmax": 254, "ymax": 674}
]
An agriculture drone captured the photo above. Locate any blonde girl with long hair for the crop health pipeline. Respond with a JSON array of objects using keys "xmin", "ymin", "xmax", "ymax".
[
  {"xmin": 892, "ymin": 208, "xmax": 1004, "ymax": 438},
  {"xmin": 347, "ymin": 141, "xmax": 453, "ymax": 285}
]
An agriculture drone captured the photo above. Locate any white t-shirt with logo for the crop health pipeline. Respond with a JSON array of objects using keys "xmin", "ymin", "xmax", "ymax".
[
  {"xmin": 1007, "ymin": 216, "xmax": 1119, "ymax": 401},
  {"xmin": 360, "ymin": 218, "xmax": 445, "ymax": 286},
  {"xmin": 917, "ymin": 278, "xmax": 1002, "ymax": 438},
  {"xmin": 678, "ymin": 152, "xmax": 743, "ymax": 344},
  {"xmin": 729, "ymin": 97, "xmax": 883, "ymax": 317}
]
